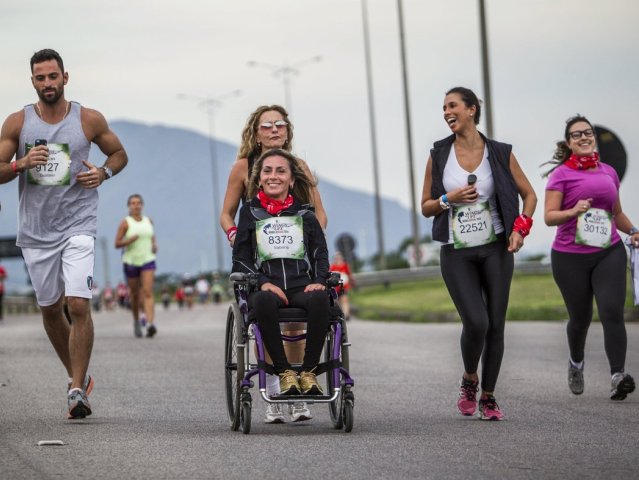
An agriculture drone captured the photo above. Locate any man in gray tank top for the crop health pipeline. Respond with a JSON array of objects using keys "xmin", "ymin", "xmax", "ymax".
[{"xmin": 0, "ymin": 49, "xmax": 128, "ymax": 419}]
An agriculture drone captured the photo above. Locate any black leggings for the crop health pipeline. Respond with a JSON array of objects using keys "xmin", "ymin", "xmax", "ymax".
[
  {"xmin": 440, "ymin": 237, "xmax": 514, "ymax": 392},
  {"xmin": 249, "ymin": 287, "xmax": 329, "ymax": 374},
  {"xmin": 551, "ymin": 242, "xmax": 627, "ymax": 375}
]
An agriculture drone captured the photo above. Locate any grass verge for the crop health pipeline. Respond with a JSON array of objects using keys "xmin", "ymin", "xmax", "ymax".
[{"xmin": 350, "ymin": 272, "xmax": 637, "ymax": 322}]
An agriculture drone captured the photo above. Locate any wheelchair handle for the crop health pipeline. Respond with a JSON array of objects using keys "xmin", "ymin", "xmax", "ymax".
[
  {"xmin": 229, "ymin": 272, "xmax": 260, "ymax": 286},
  {"xmin": 326, "ymin": 271, "xmax": 342, "ymax": 288},
  {"xmin": 229, "ymin": 272, "xmax": 247, "ymax": 282}
]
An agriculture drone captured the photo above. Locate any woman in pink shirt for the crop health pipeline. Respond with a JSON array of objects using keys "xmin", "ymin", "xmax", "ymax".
[{"xmin": 544, "ymin": 114, "xmax": 639, "ymax": 401}]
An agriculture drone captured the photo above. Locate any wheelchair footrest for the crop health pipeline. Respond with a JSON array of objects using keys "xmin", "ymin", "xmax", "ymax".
[{"xmin": 269, "ymin": 394, "xmax": 332, "ymax": 401}]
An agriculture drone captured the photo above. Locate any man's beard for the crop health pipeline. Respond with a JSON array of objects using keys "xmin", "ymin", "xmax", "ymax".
[{"xmin": 38, "ymin": 86, "xmax": 64, "ymax": 105}]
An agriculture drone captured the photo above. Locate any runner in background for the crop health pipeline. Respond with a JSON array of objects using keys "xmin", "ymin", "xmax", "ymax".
[
  {"xmin": 175, "ymin": 285, "xmax": 185, "ymax": 310},
  {"xmin": 195, "ymin": 275, "xmax": 210, "ymax": 304},
  {"xmin": 182, "ymin": 273, "xmax": 195, "ymax": 310},
  {"xmin": 161, "ymin": 286, "xmax": 171, "ymax": 310},
  {"xmin": 329, "ymin": 251, "xmax": 354, "ymax": 320},
  {"xmin": 115, "ymin": 194, "xmax": 158, "ymax": 338}
]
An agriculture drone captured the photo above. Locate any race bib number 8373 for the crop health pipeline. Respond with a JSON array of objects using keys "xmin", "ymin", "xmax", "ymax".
[{"xmin": 256, "ymin": 216, "xmax": 305, "ymax": 261}]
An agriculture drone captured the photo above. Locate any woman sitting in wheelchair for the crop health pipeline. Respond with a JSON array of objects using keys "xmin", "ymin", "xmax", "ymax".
[{"xmin": 232, "ymin": 148, "xmax": 329, "ymax": 396}]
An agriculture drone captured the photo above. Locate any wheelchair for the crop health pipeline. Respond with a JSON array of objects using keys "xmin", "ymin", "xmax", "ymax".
[{"xmin": 224, "ymin": 271, "xmax": 355, "ymax": 434}]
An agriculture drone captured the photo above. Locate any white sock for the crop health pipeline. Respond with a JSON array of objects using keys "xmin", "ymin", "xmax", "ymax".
[
  {"xmin": 570, "ymin": 358, "xmax": 584, "ymax": 369},
  {"xmin": 266, "ymin": 374, "xmax": 281, "ymax": 396}
]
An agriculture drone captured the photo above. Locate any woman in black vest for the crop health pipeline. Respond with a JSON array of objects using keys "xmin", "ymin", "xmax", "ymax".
[{"xmin": 421, "ymin": 87, "xmax": 537, "ymax": 420}]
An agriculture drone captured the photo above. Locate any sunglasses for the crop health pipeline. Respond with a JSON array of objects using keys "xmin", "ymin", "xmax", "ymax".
[
  {"xmin": 568, "ymin": 128, "xmax": 594, "ymax": 140},
  {"xmin": 259, "ymin": 120, "xmax": 288, "ymax": 130}
]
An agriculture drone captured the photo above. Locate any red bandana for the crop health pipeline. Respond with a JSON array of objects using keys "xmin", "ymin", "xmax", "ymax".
[
  {"xmin": 565, "ymin": 152, "xmax": 599, "ymax": 170},
  {"xmin": 257, "ymin": 190, "xmax": 294, "ymax": 215}
]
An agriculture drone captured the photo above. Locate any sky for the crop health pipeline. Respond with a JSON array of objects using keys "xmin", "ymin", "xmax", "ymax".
[{"xmin": 1, "ymin": 0, "xmax": 639, "ymax": 261}]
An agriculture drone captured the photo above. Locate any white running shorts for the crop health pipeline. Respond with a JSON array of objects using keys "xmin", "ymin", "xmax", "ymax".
[{"xmin": 22, "ymin": 235, "xmax": 95, "ymax": 306}]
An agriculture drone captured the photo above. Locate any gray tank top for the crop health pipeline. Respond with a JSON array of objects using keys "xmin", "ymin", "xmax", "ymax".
[{"xmin": 17, "ymin": 102, "xmax": 97, "ymax": 248}]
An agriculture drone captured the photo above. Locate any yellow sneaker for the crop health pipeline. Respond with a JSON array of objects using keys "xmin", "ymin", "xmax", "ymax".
[
  {"xmin": 279, "ymin": 370, "xmax": 301, "ymax": 395},
  {"xmin": 300, "ymin": 370, "xmax": 323, "ymax": 395}
]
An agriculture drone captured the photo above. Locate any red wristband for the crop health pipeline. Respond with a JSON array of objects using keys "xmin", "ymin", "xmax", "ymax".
[
  {"xmin": 512, "ymin": 214, "xmax": 533, "ymax": 238},
  {"xmin": 226, "ymin": 227, "xmax": 238, "ymax": 242},
  {"xmin": 11, "ymin": 161, "xmax": 19, "ymax": 174}
]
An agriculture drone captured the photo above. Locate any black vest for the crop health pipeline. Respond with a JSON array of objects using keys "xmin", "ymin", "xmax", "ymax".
[{"xmin": 430, "ymin": 133, "xmax": 519, "ymax": 243}]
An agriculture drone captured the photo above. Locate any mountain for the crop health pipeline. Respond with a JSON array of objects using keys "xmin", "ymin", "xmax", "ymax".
[{"xmin": 0, "ymin": 120, "xmax": 431, "ymax": 288}]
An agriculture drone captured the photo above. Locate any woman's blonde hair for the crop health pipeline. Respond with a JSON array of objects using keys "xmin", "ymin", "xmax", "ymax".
[
  {"xmin": 247, "ymin": 149, "xmax": 316, "ymax": 205},
  {"xmin": 237, "ymin": 105, "xmax": 294, "ymax": 160}
]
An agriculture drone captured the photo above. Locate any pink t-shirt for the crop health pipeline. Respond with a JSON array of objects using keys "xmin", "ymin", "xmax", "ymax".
[{"xmin": 546, "ymin": 163, "xmax": 621, "ymax": 254}]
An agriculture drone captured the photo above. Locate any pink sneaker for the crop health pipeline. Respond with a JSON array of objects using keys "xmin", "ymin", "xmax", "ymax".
[
  {"xmin": 457, "ymin": 378, "xmax": 479, "ymax": 416},
  {"xmin": 478, "ymin": 395, "xmax": 504, "ymax": 421}
]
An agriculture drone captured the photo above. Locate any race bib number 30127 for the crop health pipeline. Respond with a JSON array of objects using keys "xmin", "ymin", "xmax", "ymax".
[
  {"xmin": 25, "ymin": 143, "xmax": 72, "ymax": 186},
  {"xmin": 575, "ymin": 208, "xmax": 612, "ymax": 248},
  {"xmin": 256, "ymin": 216, "xmax": 305, "ymax": 261}
]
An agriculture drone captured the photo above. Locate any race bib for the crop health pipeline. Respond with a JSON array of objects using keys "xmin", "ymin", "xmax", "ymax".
[
  {"xmin": 576, "ymin": 208, "xmax": 612, "ymax": 248},
  {"xmin": 26, "ymin": 143, "xmax": 72, "ymax": 186},
  {"xmin": 452, "ymin": 201, "xmax": 497, "ymax": 249},
  {"xmin": 256, "ymin": 216, "xmax": 305, "ymax": 261}
]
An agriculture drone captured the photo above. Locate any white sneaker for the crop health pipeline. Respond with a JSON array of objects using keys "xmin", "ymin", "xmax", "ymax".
[
  {"xmin": 264, "ymin": 403, "xmax": 286, "ymax": 424},
  {"xmin": 288, "ymin": 402, "xmax": 312, "ymax": 422}
]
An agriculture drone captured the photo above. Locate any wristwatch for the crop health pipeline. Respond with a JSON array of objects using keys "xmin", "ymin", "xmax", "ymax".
[
  {"xmin": 101, "ymin": 166, "xmax": 113, "ymax": 180},
  {"xmin": 439, "ymin": 194, "xmax": 450, "ymax": 210}
]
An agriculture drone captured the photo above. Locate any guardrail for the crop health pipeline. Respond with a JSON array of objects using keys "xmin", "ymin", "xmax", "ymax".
[
  {"xmin": 3, "ymin": 296, "xmax": 39, "ymax": 314},
  {"xmin": 351, "ymin": 261, "xmax": 552, "ymax": 288}
]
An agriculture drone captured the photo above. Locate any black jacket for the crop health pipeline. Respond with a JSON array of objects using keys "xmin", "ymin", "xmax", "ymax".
[
  {"xmin": 430, "ymin": 133, "xmax": 519, "ymax": 242},
  {"xmin": 232, "ymin": 197, "xmax": 329, "ymax": 290}
]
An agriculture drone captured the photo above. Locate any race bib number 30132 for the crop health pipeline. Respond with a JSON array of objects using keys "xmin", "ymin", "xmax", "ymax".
[
  {"xmin": 575, "ymin": 208, "xmax": 612, "ymax": 248},
  {"xmin": 256, "ymin": 216, "xmax": 305, "ymax": 261},
  {"xmin": 25, "ymin": 143, "xmax": 72, "ymax": 186}
]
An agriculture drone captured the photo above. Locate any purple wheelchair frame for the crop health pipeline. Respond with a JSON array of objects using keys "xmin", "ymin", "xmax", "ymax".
[{"xmin": 235, "ymin": 274, "xmax": 354, "ymax": 405}]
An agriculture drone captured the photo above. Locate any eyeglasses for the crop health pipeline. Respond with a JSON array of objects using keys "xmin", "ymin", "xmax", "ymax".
[
  {"xmin": 568, "ymin": 128, "xmax": 594, "ymax": 140},
  {"xmin": 259, "ymin": 120, "xmax": 288, "ymax": 130}
]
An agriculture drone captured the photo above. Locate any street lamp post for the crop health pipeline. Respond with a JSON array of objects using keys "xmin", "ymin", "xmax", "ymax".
[
  {"xmin": 478, "ymin": 0, "xmax": 494, "ymax": 138},
  {"xmin": 360, "ymin": 0, "xmax": 386, "ymax": 270},
  {"xmin": 247, "ymin": 56, "xmax": 322, "ymax": 116},
  {"xmin": 396, "ymin": 0, "xmax": 421, "ymax": 266},
  {"xmin": 177, "ymin": 91, "xmax": 241, "ymax": 272}
]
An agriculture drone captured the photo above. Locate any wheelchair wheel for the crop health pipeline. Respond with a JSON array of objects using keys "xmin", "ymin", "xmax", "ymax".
[
  {"xmin": 343, "ymin": 392, "xmax": 354, "ymax": 433},
  {"xmin": 225, "ymin": 304, "xmax": 245, "ymax": 431},
  {"xmin": 240, "ymin": 394, "xmax": 252, "ymax": 434},
  {"xmin": 327, "ymin": 319, "xmax": 350, "ymax": 429}
]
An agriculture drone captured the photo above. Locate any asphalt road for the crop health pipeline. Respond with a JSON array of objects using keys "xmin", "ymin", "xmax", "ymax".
[{"xmin": 1, "ymin": 304, "xmax": 638, "ymax": 480}]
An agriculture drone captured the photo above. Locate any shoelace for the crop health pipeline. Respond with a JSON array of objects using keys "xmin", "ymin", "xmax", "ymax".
[
  {"xmin": 460, "ymin": 381, "xmax": 478, "ymax": 402},
  {"xmin": 481, "ymin": 397, "xmax": 499, "ymax": 411}
]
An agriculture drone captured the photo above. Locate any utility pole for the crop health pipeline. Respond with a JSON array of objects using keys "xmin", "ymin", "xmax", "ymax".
[
  {"xmin": 360, "ymin": 0, "xmax": 386, "ymax": 270},
  {"xmin": 397, "ymin": 0, "xmax": 421, "ymax": 266},
  {"xmin": 478, "ymin": 0, "xmax": 494, "ymax": 138},
  {"xmin": 177, "ymin": 90, "xmax": 241, "ymax": 271}
]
